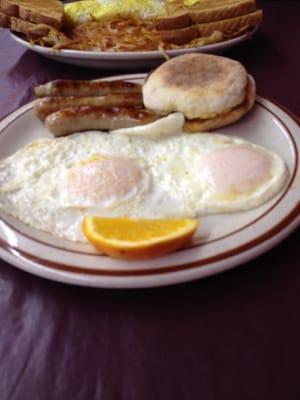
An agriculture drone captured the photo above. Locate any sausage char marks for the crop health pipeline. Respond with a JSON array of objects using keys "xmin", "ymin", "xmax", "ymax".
[
  {"xmin": 45, "ymin": 106, "xmax": 160, "ymax": 136},
  {"xmin": 34, "ymin": 93, "xmax": 144, "ymax": 120},
  {"xmin": 35, "ymin": 79, "xmax": 142, "ymax": 97},
  {"xmin": 34, "ymin": 78, "xmax": 152, "ymax": 135}
]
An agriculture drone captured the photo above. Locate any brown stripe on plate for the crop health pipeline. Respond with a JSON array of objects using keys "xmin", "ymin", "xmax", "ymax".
[{"xmin": 1, "ymin": 197, "xmax": 300, "ymax": 277}]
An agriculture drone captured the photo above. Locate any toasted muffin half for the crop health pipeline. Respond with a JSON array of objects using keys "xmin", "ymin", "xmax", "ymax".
[{"xmin": 142, "ymin": 53, "xmax": 256, "ymax": 132}]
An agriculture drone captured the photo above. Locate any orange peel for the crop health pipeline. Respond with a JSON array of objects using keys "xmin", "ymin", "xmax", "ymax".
[{"xmin": 82, "ymin": 217, "xmax": 199, "ymax": 260}]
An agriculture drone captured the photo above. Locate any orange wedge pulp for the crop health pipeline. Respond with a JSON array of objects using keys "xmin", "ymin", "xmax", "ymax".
[{"xmin": 82, "ymin": 217, "xmax": 199, "ymax": 260}]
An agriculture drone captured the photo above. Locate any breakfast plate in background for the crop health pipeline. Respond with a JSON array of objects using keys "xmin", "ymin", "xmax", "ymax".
[
  {"xmin": 11, "ymin": 28, "xmax": 257, "ymax": 70},
  {"xmin": 0, "ymin": 74, "xmax": 300, "ymax": 289}
]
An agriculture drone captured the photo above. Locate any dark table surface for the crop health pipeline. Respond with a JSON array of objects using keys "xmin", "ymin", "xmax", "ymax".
[{"xmin": 1, "ymin": 1, "xmax": 300, "ymax": 399}]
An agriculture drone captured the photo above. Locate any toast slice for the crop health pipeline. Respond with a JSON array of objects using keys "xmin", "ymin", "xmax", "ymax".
[
  {"xmin": 159, "ymin": 9, "xmax": 263, "ymax": 45},
  {"xmin": 189, "ymin": 0, "xmax": 256, "ymax": 24},
  {"xmin": 0, "ymin": 10, "xmax": 36, "ymax": 34},
  {"xmin": 197, "ymin": 9, "xmax": 262, "ymax": 37},
  {"xmin": 156, "ymin": 0, "xmax": 257, "ymax": 30},
  {"xmin": 166, "ymin": 0, "xmax": 255, "ymax": 14},
  {"xmin": 0, "ymin": 9, "xmax": 9, "ymax": 27},
  {"xmin": 0, "ymin": 10, "xmax": 68, "ymax": 46},
  {"xmin": 0, "ymin": 0, "xmax": 64, "ymax": 29}
]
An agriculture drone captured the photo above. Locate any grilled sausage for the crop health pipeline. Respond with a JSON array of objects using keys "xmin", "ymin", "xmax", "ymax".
[
  {"xmin": 45, "ymin": 106, "xmax": 160, "ymax": 136},
  {"xmin": 34, "ymin": 93, "xmax": 144, "ymax": 120},
  {"xmin": 35, "ymin": 80, "xmax": 142, "ymax": 97}
]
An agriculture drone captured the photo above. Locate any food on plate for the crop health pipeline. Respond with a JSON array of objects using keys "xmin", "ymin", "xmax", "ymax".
[
  {"xmin": 62, "ymin": 16, "xmax": 224, "ymax": 51},
  {"xmin": 64, "ymin": 0, "xmax": 167, "ymax": 27},
  {"xmin": 33, "ymin": 78, "xmax": 155, "ymax": 135},
  {"xmin": 34, "ymin": 93, "xmax": 144, "ymax": 121},
  {"xmin": 0, "ymin": 0, "xmax": 263, "ymax": 51},
  {"xmin": 158, "ymin": 10, "xmax": 262, "ymax": 45},
  {"xmin": 143, "ymin": 53, "xmax": 256, "ymax": 132},
  {"xmin": 110, "ymin": 112, "xmax": 185, "ymax": 137},
  {"xmin": 0, "ymin": 0, "xmax": 64, "ymax": 29},
  {"xmin": 155, "ymin": 0, "xmax": 262, "ymax": 46},
  {"xmin": 0, "ymin": 8, "xmax": 70, "ymax": 47},
  {"xmin": 0, "ymin": 0, "xmax": 66, "ymax": 46},
  {"xmin": 33, "ymin": 54, "xmax": 255, "ymax": 135},
  {"xmin": 0, "ymin": 10, "xmax": 68, "ymax": 46},
  {"xmin": 82, "ymin": 217, "xmax": 199, "ymax": 259},
  {"xmin": 194, "ymin": 9, "xmax": 261, "ymax": 37},
  {"xmin": 45, "ymin": 106, "xmax": 160, "ymax": 136},
  {"xmin": 35, "ymin": 79, "xmax": 142, "ymax": 97},
  {"xmin": 65, "ymin": 17, "xmax": 165, "ymax": 52},
  {"xmin": 60, "ymin": 0, "xmax": 262, "ymax": 50},
  {"xmin": 156, "ymin": 0, "xmax": 257, "ymax": 30},
  {"xmin": 0, "ymin": 119, "xmax": 288, "ymax": 243}
]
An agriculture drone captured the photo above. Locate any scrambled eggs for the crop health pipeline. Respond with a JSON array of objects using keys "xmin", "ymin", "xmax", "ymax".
[
  {"xmin": 64, "ymin": 0, "xmax": 167, "ymax": 26},
  {"xmin": 64, "ymin": 0, "xmax": 202, "ymax": 27}
]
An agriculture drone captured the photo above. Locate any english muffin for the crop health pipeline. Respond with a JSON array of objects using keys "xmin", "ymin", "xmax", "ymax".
[{"xmin": 142, "ymin": 53, "xmax": 256, "ymax": 132}]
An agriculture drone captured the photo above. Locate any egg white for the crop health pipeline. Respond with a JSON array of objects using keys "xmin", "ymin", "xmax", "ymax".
[
  {"xmin": 0, "ymin": 117, "xmax": 288, "ymax": 242},
  {"xmin": 110, "ymin": 112, "xmax": 185, "ymax": 138}
]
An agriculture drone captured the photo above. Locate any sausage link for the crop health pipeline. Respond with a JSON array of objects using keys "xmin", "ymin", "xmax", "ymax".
[
  {"xmin": 45, "ymin": 106, "xmax": 160, "ymax": 136},
  {"xmin": 35, "ymin": 80, "xmax": 142, "ymax": 97},
  {"xmin": 34, "ymin": 93, "xmax": 144, "ymax": 120}
]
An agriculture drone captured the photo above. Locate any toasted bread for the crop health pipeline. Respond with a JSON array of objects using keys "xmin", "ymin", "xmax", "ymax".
[
  {"xmin": 155, "ymin": 0, "xmax": 256, "ymax": 31},
  {"xmin": 26, "ymin": 23, "xmax": 70, "ymax": 47},
  {"xmin": 197, "ymin": 9, "xmax": 262, "ymax": 37},
  {"xmin": 0, "ymin": 10, "xmax": 9, "ymax": 27},
  {"xmin": 159, "ymin": 10, "xmax": 262, "ymax": 45},
  {"xmin": 160, "ymin": 25, "xmax": 199, "ymax": 45},
  {"xmin": 155, "ymin": 12, "xmax": 190, "ymax": 31},
  {"xmin": 167, "ymin": 0, "xmax": 254, "ymax": 13},
  {"xmin": 0, "ymin": 0, "xmax": 64, "ymax": 29},
  {"xmin": 0, "ymin": 10, "xmax": 36, "ymax": 34},
  {"xmin": 189, "ymin": 0, "xmax": 256, "ymax": 24},
  {"xmin": 0, "ymin": 11, "xmax": 68, "ymax": 46}
]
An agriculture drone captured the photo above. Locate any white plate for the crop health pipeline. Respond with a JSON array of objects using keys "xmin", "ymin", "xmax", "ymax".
[
  {"xmin": 1, "ymin": 74, "xmax": 300, "ymax": 288},
  {"xmin": 11, "ymin": 29, "xmax": 256, "ymax": 70}
]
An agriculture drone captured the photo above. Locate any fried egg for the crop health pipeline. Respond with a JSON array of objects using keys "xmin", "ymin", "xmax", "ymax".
[{"xmin": 0, "ymin": 114, "xmax": 288, "ymax": 242}]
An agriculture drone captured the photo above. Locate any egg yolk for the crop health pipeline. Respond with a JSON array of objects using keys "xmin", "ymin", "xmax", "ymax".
[
  {"xmin": 68, "ymin": 156, "xmax": 144, "ymax": 204},
  {"xmin": 198, "ymin": 146, "xmax": 272, "ymax": 199}
]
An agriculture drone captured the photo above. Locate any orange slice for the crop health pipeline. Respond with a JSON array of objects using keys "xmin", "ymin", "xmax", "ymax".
[{"xmin": 82, "ymin": 217, "xmax": 199, "ymax": 260}]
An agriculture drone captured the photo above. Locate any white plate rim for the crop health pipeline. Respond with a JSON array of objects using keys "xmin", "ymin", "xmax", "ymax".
[{"xmin": 0, "ymin": 73, "xmax": 300, "ymax": 288}]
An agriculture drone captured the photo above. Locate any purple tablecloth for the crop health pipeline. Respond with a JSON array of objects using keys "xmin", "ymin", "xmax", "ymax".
[{"xmin": 0, "ymin": 2, "xmax": 300, "ymax": 399}]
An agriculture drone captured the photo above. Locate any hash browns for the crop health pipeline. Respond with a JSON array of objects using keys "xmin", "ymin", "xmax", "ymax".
[{"xmin": 57, "ymin": 17, "xmax": 225, "ymax": 52}]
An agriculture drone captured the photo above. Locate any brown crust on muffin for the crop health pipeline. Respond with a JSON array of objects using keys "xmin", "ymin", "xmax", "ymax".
[{"xmin": 183, "ymin": 75, "xmax": 256, "ymax": 132}]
